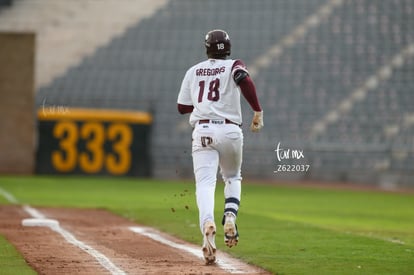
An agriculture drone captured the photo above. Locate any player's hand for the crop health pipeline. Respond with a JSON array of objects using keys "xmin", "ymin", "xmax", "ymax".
[{"xmin": 250, "ymin": 111, "xmax": 263, "ymax": 132}]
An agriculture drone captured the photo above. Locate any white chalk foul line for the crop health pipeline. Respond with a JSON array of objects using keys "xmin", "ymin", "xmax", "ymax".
[
  {"xmin": 22, "ymin": 205, "xmax": 46, "ymax": 219},
  {"xmin": 0, "ymin": 187, "xmax": 126, "ymax": 275},
  {"xmin": 0, "ymin": 187, "xmax": 19, "ymax": 204},
  {"xmin": 22, "ymin": 206, "xmax": 126, "ymax": 275},
  {"xmin": 1, "ymin": 187, "xmax": 259, "ymax": 273},
  {"xmin": 129, "ymin": 226, "xmax": 247, "ymax": 274}
]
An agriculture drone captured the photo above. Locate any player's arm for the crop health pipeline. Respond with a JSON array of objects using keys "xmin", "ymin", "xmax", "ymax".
[
  {"xmin": 239, "ymin": 76, "xmax": 264, "ymax": 132},
  {"xmin": 177, "ymin": 104, "xmax": 194, "ymax": 114},
  {"xmin": 177, "ymin": 70, "xmax": 194, "ymax": 114},
  {"xmin": 238, "ymin": 76, "xmax": 261, "ymax": 112},
  {"xmin": 232, "ymin": 60, "xmax": 264, "ymax": 132}
]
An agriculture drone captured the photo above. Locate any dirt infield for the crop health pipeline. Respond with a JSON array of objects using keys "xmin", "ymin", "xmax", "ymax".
[{"xmin": 0, "ymin": 205, "xmax": 270, "ymax": 274}]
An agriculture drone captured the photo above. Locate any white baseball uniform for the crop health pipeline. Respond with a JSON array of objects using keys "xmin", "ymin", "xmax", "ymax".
[{"xmin": 178, "ymin": 58, "xmax": 246, "ymax": 233}]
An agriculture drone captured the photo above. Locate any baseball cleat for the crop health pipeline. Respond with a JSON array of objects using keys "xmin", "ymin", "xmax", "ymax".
[
  {"xmin": 202, "ymin": 221, "xmax": 216, "ymax": 265},
  {"xmin": 223, "ymin": 213, "xmax": 239, "ymax": 248}
]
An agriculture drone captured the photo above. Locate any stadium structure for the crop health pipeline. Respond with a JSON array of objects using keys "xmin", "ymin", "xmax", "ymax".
[{"xmin": 1, "ymin": 0, "xmax": 413, "ymax": 187}]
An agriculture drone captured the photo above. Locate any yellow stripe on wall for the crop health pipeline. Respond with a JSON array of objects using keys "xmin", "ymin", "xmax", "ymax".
[{"xmin": 38, "ymin": 107, "xmax": 153, "ymax": 124}]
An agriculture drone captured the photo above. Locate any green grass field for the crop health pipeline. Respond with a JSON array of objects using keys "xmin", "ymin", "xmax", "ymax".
[{"xmin": 0, "ymin": 175, "xmax": 413, "ymax": 275}]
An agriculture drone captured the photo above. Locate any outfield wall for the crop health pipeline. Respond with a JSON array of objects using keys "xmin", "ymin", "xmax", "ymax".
[
  {"xmin": 0, "ymin": 32, "xmax": 35, "ymax": 174},
  {"xmin": 36, "ymin": 108, "xmax": 153, "ymax": 177}
]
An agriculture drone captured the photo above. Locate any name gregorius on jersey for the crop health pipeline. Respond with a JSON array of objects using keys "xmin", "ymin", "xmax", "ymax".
[{"xmin": 195, "ymin": 66, "xmax": 226, "ymax": 76}]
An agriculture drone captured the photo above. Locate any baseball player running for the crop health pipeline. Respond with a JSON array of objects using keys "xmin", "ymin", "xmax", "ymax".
[{"xmin": 177, "ymin": 29, "xmax": 263, "ymax": 264}]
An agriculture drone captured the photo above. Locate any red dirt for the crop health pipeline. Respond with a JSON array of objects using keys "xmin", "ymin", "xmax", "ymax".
[{"xmin": 0, "ymin": 205, "xmax": 270, "ymax": 275}]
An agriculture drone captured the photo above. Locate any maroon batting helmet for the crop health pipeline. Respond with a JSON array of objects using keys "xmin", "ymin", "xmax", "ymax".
[{"xmin": 205, "ymin": 29, "xmax": 231, "ymax": 58}]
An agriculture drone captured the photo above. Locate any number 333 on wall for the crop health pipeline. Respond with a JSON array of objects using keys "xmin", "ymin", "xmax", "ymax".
[
  {"xmin": 36, "ymin": 108, "xmax": 152, "ymax": 177},
  {"xmin": 52, "ymin": 121, "xmax": 131, "ymax": 174}
]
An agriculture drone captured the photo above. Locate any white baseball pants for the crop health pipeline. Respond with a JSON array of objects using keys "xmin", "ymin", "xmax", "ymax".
[{"xmin": 192, "ymin": 121, "xmax": 243, "ymax": 234}]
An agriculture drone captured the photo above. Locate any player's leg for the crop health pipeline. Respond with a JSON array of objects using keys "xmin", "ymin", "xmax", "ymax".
[
  {"xmin": 192, "ymin": 125, "xmax": 219, "ymax": 263},
  {"xmin": 222, "ymin": 177, "xmax": 241, "ymax": 248},
  {"xmin": 193, "ymin": 149, "xmax": 219, "ymax": 233},
  {"xmin": 217, "ymin": 125, "xmax": 243, "ymax": 247},
  {"xmin": 192, "ymin": 149, "xmax": 219, "ymax": 264}
]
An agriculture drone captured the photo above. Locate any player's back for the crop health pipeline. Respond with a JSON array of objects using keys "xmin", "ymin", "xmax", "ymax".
[{"xmin": 185, "ymin": 58, "xmax": 242, "ymax": 125}]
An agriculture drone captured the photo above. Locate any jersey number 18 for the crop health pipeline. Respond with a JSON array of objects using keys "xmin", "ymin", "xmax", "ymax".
[{"xmin": 198, "ymin": 78, "xmax": 220, "ymax": 103}]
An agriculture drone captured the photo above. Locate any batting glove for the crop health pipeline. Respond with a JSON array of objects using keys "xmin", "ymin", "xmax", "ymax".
[{"xmin": 250, "ymin": 111, "xmax": 263, "ymax": 132}]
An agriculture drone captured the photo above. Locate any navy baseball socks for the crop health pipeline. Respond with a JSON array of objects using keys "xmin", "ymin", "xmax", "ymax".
[{"xmin": 222, "ymin": 197, "xmax": 240, "ymax": 248}]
